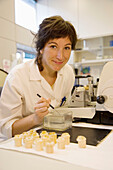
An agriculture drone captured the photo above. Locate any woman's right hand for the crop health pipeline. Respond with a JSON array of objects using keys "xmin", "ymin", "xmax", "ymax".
[
  {"xmin": 33, "ymin": 97, "xmax": 51, "ymax": 125},
  {"xmin": 12, "ymin": 97, "xmax": 51, "ymax": 136}
]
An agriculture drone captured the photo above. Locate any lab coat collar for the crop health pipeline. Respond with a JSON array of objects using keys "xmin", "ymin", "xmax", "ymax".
[
  {"xmin": 29, "ymin": 59, "xmax": 65, "ymax": 98},
  {"xmin": 57, "ymin": 66, "xmax": 64, "ymax": 76},
  {"xmin": 29, "ymin": 60, "xmax": 54, "ymax": 97},
  {"xmin": 29, "ymin": 59, "xmax": 41, "ymax": 81}
]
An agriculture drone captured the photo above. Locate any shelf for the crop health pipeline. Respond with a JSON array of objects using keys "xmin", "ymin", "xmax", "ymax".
[
  {"xmin": 76, "ymin": 46, "xmax": 113, "ymax": 53},
  {"xmin": 75, "ymin": 35, "xmax": 113, "ymax": 68},
  {"xmin": 75, "ymin": 49, "xmax": 89, "ymax": 53},
  {"xmin": 76, "ymin": 58, "xmax": 113, "ymax": 65},
  {"xmin": 103, "ymin": 46, "xmax": 113, "ymax": 50}
]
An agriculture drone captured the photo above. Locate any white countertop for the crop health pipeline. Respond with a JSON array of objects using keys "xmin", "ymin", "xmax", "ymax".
[
  {"xmin": 0, "ymin": 123, "xmax": 113, "ymax": 170},
  {"xmin": 56, "ymin": 107, "xmax": 96, "ymax": 119}
]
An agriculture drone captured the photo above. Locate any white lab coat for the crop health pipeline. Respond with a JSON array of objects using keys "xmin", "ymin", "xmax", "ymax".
[{"xmin": 0, "ymin": 59, "xmax": 75, "ymax": 138}]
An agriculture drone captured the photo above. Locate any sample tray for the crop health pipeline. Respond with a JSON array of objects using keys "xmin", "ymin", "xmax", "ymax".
[{"xmin": 37, "ymin": 126, "xmax": 111, "ymax": 146}]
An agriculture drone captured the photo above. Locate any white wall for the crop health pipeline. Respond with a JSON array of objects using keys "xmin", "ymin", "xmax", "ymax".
[
  {"xmin": 0, "ymin": 0, "xmax": 16, "ymax": 69},
  {"xmin": 0, "ymin": 0, "xmax": 34, "ymax": 70},
  {"xmin": 78, "ymin": 0, "xmax": 113, "ymax": 38},
  {"xmin": 36, "ymin": 0, "xmax": 113, "ymax": 83},
  {"xmin": 0, "ymin": 0, "xmax": 113, "ymax": 80},
  {"xmin": 36, "ymin": 0, "xmax": 79, "ymax": 35},
  {"xmin": 36, "ymin": 0, "xmax": 113, "ymax": 38}
]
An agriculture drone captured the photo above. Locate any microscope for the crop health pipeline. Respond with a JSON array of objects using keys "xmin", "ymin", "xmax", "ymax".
[
  {"xmin": 70, "ymin": 75, "xmax": 97, "ymax": 107},
  {"xmin": 74, "ymin": 61, "xmax": 113, "ymax": 125},
  {"xmin": 69, "ymin": 61, "xmax": 113, "ymax": 125}
]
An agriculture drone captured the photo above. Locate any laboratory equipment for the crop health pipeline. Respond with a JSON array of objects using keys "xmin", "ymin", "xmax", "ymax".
[{"xmin": 43, "ymin": 110, "xmax": 72, "ymax": 131}]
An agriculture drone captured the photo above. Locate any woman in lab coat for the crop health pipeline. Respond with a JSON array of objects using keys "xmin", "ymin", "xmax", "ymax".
[{"xmin": 0, "ymin": 16, "xmax": 77, "ymax": 138}]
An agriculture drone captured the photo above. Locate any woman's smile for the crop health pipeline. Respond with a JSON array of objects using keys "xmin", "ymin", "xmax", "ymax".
[
  {"xmin": 41, "ymin": 37, "xmax": 72, "ymax": 72},
  {"xmin": 52, "ymin": 60, "xmax": 64, "ymax": 65}
]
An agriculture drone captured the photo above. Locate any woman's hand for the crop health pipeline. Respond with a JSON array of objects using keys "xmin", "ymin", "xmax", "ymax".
[
  {"xmin": 12, "ymin": 97, "xmax": 51, "ymax": 136},
  {"xmin": 33, "ymin": 97, "xmax": 51, "ymax": 125}
]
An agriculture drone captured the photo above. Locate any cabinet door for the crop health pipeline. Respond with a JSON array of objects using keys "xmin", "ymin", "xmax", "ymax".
[{"xmin": 79, "ymin": 0, "xmax": 113, "ymax": 38}]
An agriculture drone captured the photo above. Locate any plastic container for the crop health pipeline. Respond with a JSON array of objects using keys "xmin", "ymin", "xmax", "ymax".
[{"xmin": 43, "ymin": 110, "xmax": 72, "ymax": 131}]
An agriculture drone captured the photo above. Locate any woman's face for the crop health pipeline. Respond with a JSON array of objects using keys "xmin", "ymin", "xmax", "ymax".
[{"xmin": 40, "ymin": 37, "xmax": 72, "ymax": 72}]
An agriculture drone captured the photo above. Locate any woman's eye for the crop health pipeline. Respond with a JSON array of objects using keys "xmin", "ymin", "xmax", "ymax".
[
  {"xmin": 65, "ymin": 46, "xmax": 71, "ymax": 50},
  {"xmin": 50, "ymin": 45, "xmax": 57, "ymax": 49}
]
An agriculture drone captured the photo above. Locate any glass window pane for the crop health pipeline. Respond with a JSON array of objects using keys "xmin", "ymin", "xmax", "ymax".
[
  {"xmin": 15, "ymin": 0, "xmax": 37, "ymax": 32},
  {"xmin": 25, "ymin": 52, "xmax": 36, "ymax": 59}
]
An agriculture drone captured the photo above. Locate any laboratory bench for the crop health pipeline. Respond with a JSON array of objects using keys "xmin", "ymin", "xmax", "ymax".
[{"xmin": 0, "ymin": 122, "xmax": 113, "ymax": 170}]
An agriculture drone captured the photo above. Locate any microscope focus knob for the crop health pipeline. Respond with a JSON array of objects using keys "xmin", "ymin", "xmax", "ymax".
[{"xmin": 97, "ymin": 95, "xmax": 106, "ymax": 104}]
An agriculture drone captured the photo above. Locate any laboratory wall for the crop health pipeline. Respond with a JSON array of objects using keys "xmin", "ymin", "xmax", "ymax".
[
  {"xmin": 36, "ymin": 0, "xmax": 113, "ymax": 39},
  {"xmin": 0, "ymin": 0, "xmax": 113, "ymax": 82},
  {"xmin": 36, "ymin": 0, "xmax": 113, "ymax": 83},
  {"xmin": 0, "ymin": 0, "xmax": 34, "ymax": 71}
]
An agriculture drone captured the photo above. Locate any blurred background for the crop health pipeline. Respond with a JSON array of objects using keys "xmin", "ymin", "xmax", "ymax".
[{"xmin": 0, "ymin": 0, "xmax": 113, "ymax": 86}]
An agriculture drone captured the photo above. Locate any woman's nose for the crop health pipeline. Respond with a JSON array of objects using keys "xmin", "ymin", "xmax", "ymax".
[{"xmin": 56, "ymin": 50, "xmax": 63, "ymax": 60}]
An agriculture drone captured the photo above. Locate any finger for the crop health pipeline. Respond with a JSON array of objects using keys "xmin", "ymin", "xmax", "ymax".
[
  {"xmin": 37, "ymin": 97, "xmax": 47, "ymax": 104},
  {"xmin": 39, "ymin": 110, "xmax": 49, "ymax": 118},
  {"xmin": 34, "ymin": 101, "xmax": 49, "ymax": 110},
  {"xmin": 35, "ymin": 106, "xmax": 49, "ymax": 113},
  {"xmin": 37, "ymin": 97, "xmax": 51, "ymax": 105}
]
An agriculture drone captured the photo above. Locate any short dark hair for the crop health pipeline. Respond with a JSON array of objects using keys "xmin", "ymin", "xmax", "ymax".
[{"xmin": 34, "ymin": 15, "xmax": 77, "ymax": 71}]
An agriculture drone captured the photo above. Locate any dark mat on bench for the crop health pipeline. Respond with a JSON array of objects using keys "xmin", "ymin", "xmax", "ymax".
[{"xmin": 37, "ymin": 126, "xmax": 111, "ymax": 146}]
